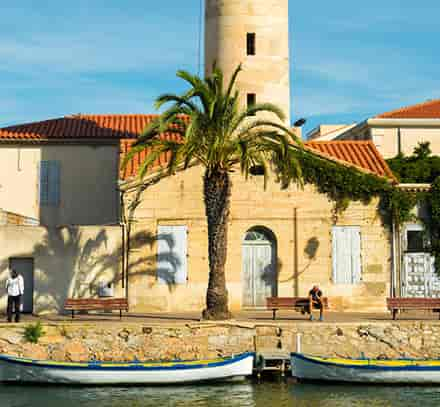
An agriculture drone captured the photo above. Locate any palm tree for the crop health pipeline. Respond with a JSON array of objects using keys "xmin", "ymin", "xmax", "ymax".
[{"xmin": 123, "ymin": 65, "xmax": 303, "ymax": 320}]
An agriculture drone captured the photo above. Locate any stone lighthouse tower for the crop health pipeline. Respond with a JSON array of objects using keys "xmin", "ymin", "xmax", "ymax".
[{"xmin": 204, "ymin": 0, "xmax": 291, "ymax": 125}]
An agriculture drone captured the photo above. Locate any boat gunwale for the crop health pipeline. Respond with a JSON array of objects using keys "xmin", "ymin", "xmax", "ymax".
[
  {"xmin": 292, "ymin": 353, "xmax": 440, "ymax": 371},
  {"xmin": 0, "ymin": 352, "xmax": 254, "ymax": 371}
]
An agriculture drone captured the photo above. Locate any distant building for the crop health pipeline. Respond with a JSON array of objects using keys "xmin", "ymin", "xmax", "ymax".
[
  {"xmin": 335, "ymin": 99, "xmax": 440, "ymax": 158},
  {"xmin": 307, "ymin": 124, "xmax": 357, "ymax": 141}
]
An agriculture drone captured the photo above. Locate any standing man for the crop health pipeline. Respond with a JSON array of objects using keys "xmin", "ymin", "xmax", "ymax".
[
  {"xmin": 308, "ymin": 284, "xmax": 324, "ymax": 321},
  {"xmin": 6, "ymin": 269, "xmax": 24, "ymax": 323}
]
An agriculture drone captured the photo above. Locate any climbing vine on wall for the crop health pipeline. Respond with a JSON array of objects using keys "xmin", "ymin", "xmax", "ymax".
[
  {"xmin": 292, "ymin": 148, "xmax": 415, "ymax": 226},
  {"xmin": 386, "ymin": 142, "xmax": 440, "ymax": 274},
  {"xmin": 292, "ymin": 143, "xmax": 440, "ymax": 272},
  {"xmin": 428, "ymin": 177, "xmax": 440, "ymax": 272}
]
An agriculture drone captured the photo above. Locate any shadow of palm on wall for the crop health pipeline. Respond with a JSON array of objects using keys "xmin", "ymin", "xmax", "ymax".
[{"xmin": 0, "ymin": 226, "xmax": 181, "ymax": 314}]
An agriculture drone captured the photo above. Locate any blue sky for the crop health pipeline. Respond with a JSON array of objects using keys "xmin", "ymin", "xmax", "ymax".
[{"xmin": 1, "ymin": 1, "xmax": 440, "ymax": 135}]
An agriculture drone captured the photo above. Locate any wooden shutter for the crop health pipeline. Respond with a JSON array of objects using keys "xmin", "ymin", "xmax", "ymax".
[
  {"xmin": 157, "ymin": 225, "xmax": 188, "ymax": 285},
  {"xmin": 332, "ymin": 226, "xmax": 361, "ymax": 284},
  {"xmin": 49, "ymin": 161, "xmax": 60, "ymax": 206},
  {"xmin": 39, "ymin": 161, "xmax": 60, "ymax": 206}
]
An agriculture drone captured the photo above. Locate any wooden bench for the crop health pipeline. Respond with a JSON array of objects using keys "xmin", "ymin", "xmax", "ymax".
[
  {"xmin": 387, "ymin": 297, "xmax": 440, "ymax": 320},
  {"xmin": 64, "ymin": 298, "xmax": 129, "ymax": 319},
  {"xmin": 266, "ymin": 297, "xmax": 329, "ymax": 320}
]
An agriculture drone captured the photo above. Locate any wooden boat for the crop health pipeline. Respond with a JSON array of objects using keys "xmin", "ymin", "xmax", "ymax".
[
  {"xmin": 0, "ymin": 352, "xmax": 254, "ymax": 385},
  {"xmin": 291, "ymin": 353, "xmax": 440, "ymax": 384}
]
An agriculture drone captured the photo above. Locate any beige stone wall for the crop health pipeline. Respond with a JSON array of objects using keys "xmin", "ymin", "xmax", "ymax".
[
  {"xmin": 205, "ymin": 0, "xmax": 291, "ymax": 124},
  {"xmin": 0, "ymin": 225, "xmax": 123, "ymax": 314},
  {"xmin": 123, "ymin": 164, "xmax": 392, "ymax": 313},
  {"xmin": 0, "ymin": 144, "xmax": 120, "ymax": 226}
]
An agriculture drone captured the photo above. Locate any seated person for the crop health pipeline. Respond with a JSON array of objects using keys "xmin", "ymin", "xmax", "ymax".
[{"xmin": 306, "ymin": 284, "xmax": 324, "ymax": 321}]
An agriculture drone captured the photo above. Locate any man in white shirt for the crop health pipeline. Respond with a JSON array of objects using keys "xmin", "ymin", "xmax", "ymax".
[{"xmin": 6, "ymin": 269, "xmax": 24, "ymax": 323}]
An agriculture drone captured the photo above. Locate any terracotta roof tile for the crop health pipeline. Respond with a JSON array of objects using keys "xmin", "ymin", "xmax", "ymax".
[
  {"xmin": 305, "ymin": 140, "xmax": 396, "ymax": 181},
  {"xmin": 376, "ymin": 99, "xmax": 440, "ymax": 119},
  {"xmin": 0, "ymin": 114, "xmax": 161, "ymax": 140},
  {"xmin": 0, "ymin": 114, "xmax": 395, "ymax": 182}
]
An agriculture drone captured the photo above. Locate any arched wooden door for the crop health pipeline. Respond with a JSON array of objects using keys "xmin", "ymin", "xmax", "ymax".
[{"xmin": 242, "ymin": 227, "xmax": 277, "ymax": 307}]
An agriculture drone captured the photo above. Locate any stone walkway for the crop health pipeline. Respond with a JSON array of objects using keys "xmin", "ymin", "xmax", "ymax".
[{"xmin": 2, "ymin": 309, "xmax": 440, "ymax": 327}]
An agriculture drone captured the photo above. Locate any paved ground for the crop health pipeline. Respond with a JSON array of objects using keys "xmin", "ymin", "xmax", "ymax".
[{"xmin": 2, "ymin": 310, "xmax": 440, "ymax": 326}]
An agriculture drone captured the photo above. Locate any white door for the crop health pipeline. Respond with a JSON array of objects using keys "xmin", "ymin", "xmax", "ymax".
[
  {"xmin": 242, "ymin": 228, "xmax": 277, "ymax": 307},
  {"xmin": 157, "ymin": 225, "xmax": 188, "ymax": 285},
  {"xmin": 402, "ymin": 224, "xmax": 439, "ymax": 297},
  {"xmin": 332, "ymin": 226, "xmax": 361, "ymax": 284},
  {"xmin": 9, "ymin": 258, "xmax": 34, "ymax": 313}
]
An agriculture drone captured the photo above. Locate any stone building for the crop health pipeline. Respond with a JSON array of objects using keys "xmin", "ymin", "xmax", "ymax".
[
  {"xmin": 309, "ymin": 99, "xmax": 440, "ymax": 159},
  {"xmin": 0, "ymin": 116, "xmax": 124, "ymax": 314},
  {"xmin": 121, "ymin": 126, "xmax": 396, "ymax": 313}
]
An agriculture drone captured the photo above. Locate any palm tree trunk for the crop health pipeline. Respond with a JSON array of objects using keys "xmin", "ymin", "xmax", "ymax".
[{"xmin": 202, "ymin": 169, "xmax": 232, "ymax": 320}]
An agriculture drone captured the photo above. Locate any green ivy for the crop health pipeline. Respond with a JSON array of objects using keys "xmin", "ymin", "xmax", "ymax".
[
  {"xmin": 429, "ymin": 177, "xmax": 440, "ymax": 273},
  {"xmin": 386, "ymin": 142, "xmax": 440, "ymax": 274},
  {"xmin": 294, "ymin": 149, "xmax": 415, "ymax": 226}
]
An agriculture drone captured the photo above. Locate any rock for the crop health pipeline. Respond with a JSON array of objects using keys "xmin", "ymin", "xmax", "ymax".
[
  {"xmin": 39, "ymin": 335, "xmax": 65, "ymax": 345},
  {"xmin": 118, "ymin": 329, "xmax": 130, "ymax": 341},
  {"xmin": 0, "ymin": 332, "xmax": 23, "ymax": 345},
  {"xmin": 21, "ymin": 343, "xmax": 48, "ymax": 360},
  {"xmin": 65, "ymin": 340, "xmax": 89, "ymax": 362}
]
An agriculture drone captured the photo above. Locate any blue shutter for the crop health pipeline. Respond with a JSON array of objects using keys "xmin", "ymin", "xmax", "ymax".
[
  {"xmin": 39, "ymin": 161, "xmax": 50, "ymax": 205},
  {"xmin": 49, "ymin": 161, "xmax": 60, "ymax": 206},
  {"xmin": 39, "ymin": 161, "xmax": 60, "ymax": 206},
  {"xmin": 157, "ymin": 225, "xmax": 188, "ymax": 285}
]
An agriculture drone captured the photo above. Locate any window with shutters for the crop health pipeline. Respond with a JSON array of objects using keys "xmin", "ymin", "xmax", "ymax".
[
  {"xmin": 39, "ymin": 161, "xmax": 60, "ymax": 207},
  {"xmin": 157, "ymin": 225, "xmax": 188, "ymax": 285},
  {"xmin": 332, "ymin": 226, "xmax": 361, "ymax": 284}
]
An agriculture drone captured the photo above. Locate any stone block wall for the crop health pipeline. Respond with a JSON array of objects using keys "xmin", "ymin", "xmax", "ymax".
[
  {"xmin": 1, "ymin": 321, "xmax": 440, "ymax": 362},
  {"xmin": 123, "ymin": 164, "xmax": 392, "ymax": 313}
]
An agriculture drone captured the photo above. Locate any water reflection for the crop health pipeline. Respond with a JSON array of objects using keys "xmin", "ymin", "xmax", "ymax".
[{"xmin": 2, "ymin": 380, "xmax": 440, "ymax": 407}]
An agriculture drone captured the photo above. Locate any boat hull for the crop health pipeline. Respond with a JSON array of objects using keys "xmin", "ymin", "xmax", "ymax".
[
  {"xmin": 292, "ymin": 353, "xmax": 440, "ymax": 384},
  {"xmin": 0, "ymin": 353, "xmax": 254, "ymax": 385}
]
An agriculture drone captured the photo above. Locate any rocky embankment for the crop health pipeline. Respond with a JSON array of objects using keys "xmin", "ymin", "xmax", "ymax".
[{"xmin": 0, "ymin": 321, "xmax": 439, "ymax": 362}]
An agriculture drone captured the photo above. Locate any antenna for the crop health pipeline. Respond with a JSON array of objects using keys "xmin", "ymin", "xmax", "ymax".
[{"xmin": 197, "ymin": 0, "xmax": 203, "ymax": 76}]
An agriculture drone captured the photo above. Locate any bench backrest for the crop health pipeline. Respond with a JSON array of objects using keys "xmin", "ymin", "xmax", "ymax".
[
  {"xmin": 64, "ymin": 298, "xmax": 129, "ymax": 310},
  {"xmin": 267, "ymin": 297, "xmax": 328, "ymax": 308},
  {"xmin": 387, "ymin": 297, "xmax": 440, "ymax": 308}
]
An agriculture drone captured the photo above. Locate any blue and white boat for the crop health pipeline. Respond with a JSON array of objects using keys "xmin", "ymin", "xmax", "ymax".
[
  {"xmin": 0, "ymin": 352, "xmax": 254, "ymax": 385},
  {"xmin": 292, "ymin": 353, "xmax": 440, "ymax": 384}
]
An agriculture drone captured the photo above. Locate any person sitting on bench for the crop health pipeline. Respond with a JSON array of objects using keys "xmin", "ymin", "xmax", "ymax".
[{"xmin": 307, "ymin": 284, "xmax": 324, "ymax": 321}]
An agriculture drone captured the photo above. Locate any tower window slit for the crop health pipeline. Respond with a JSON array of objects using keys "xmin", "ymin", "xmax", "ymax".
[
  {"xmin": 247, "ymin": 93, "xmax": 256, "ymax": 115},
  {"xmin": 246, "ymin": 33, "xmax": 256, "ymax": 56}
]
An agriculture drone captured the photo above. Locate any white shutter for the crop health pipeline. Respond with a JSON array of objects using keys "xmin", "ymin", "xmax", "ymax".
[
  {"xmin": 157, "ymin": 225, "xmax": 188, "ymax": 285},
  {"xmin": 332, "ymin": 226, "xmax": 361, "ymax": 284},
  {"xmin": 350, "ymin": 227, "xmax": 361, "ymax": 284}
]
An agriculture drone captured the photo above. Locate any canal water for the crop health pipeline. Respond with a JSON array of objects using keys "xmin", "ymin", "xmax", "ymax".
[{"xmin": 2, "ymin": 379, "xmax": 440, "ymax": 406}]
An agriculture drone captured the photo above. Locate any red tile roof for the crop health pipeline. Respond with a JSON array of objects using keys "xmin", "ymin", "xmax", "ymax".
[
  {"xmin": 304, "ymin": 140, "xmax": 396, "ymax": 181},
  {"xmin": 0, "ymin": 114, "xmax": 160, "ymax": 140},
  {"xmin": 0, "ymin": 114, "xmax": 395, "ymax": 181},
  {"xmin": 376, "ymin": 99, "xmax": 440, "ymax": 119}
]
